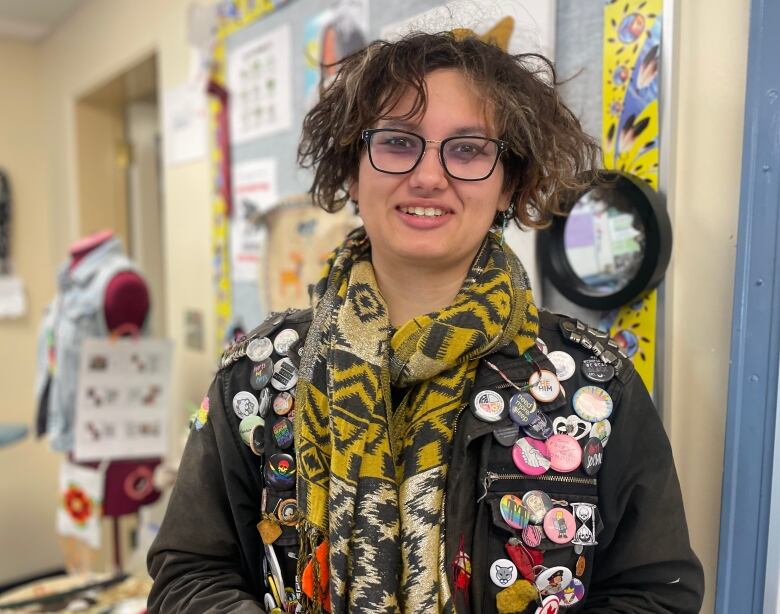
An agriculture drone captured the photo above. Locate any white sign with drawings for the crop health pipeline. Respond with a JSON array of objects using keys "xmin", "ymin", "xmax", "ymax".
[
  {"xmin": 227, "ymin": 23, "xmax": 293, "ymax": 144},
  {"xmin": 73, "ymin": 338, "xmax": 172, "ymax": 462}
]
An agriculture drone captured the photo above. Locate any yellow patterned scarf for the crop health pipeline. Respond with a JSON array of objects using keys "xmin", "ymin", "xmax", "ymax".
[{"xmin": 294, "ymin": 227, "xmax": 538, "ymax": 613}]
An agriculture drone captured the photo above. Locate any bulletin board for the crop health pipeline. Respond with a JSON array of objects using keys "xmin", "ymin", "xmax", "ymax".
[{"xmin": 208, "ymin": 0, "xmax": 557, "ymax": 351}]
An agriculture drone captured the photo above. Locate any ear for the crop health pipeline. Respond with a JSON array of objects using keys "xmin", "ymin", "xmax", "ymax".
[
  {"xmin": 348, "ymin": 178, "xmax": 359, "ymax": 202},
  {"xmin": 497, "ymin": 188, "xmax": 516, "ymax": 214}
]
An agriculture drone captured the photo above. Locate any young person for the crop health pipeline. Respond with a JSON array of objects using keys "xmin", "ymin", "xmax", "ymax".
[{"xmin": 148, "ymin": 32, "xmax": 704, "ymax": 613}]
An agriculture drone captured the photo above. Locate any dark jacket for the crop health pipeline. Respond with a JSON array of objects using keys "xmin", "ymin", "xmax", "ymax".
[{"xmin": 148, "ymin": 309, "xmax": 704, "ymax": 613}]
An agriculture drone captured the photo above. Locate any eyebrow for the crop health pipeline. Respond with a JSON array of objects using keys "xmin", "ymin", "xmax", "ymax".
[{"xmin": 377, "ymin": 119, "xmax": 490, "ymax": 137}]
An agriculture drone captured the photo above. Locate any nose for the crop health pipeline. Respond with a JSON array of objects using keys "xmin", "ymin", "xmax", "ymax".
[{"xmin": 408, "ymin": 146, "xmax": 448, "ymax": 192}]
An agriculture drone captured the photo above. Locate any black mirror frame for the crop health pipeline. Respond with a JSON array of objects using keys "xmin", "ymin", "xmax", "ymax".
[{"xmin": 537, "ymin": 170, "xmax": 672, "ymax": 310}]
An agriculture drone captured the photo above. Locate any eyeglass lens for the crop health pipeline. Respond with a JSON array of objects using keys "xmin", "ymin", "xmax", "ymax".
[{"xmin": 369, "ymin": 130, "xmax": 500, "ymax": 180}]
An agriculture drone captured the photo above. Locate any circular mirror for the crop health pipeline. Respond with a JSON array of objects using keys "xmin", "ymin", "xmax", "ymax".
[
  {"xmin": 537, "ymin": 170, "xmax": 672, "ymax": 310},
  {"xmin": 563, "ymin": 187, "xmax": 646, "ymax": 296}
]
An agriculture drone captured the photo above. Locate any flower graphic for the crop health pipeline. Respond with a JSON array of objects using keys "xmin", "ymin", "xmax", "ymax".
[{"xmin": 63, "ymin": 482, "xmax": 94, "ymax": 526}]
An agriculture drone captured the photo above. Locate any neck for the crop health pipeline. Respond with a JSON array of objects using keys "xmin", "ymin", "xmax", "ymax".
[{"xmin": 372, "ymin": 254, "xmax": 472, "ymax": 328}]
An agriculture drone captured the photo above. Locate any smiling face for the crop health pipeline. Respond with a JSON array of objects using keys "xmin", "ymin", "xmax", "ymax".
[{"xmin": 349, "ymin": 69, "xmax": 511, "ymax": 277}]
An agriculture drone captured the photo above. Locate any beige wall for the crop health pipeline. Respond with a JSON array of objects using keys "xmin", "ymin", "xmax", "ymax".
[
  {"xmin": 664, "ymin": 1, "xmax": 750, "ymax": 612},
  {"xmin": 0, "ymin": 0, "xmax": 752, "ymax": 603},
  {"xmin": 0, "ymin": 40, "xmax": 62, "ymax": 580},
  {"xmin": 0, "ymin": 0, "xmax": 215, "ymax": 584}
]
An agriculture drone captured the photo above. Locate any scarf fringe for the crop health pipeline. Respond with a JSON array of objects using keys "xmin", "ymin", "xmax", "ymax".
[{"xmin": 298, "ymin": 520, "xmax": 328, "ymax": 613}]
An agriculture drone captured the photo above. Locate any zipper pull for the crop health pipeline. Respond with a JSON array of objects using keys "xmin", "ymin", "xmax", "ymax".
[{"xmin": 478, "ymin": 471, "xmax": 497, "ymax": 502}]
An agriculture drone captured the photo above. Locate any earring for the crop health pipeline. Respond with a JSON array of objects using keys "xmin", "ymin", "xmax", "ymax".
[
  {"xmin": 351, "ymin": 199, "xmax": 360, "ymax": 215},
  {"xmin": 498, "ymin": 202, "xmax": 516, "ymax": 246}
]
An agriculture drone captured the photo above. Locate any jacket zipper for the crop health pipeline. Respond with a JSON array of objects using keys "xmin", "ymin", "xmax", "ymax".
[{"xmin": 479, "ymin": 471, "xmax": 598, "ymax": 501}]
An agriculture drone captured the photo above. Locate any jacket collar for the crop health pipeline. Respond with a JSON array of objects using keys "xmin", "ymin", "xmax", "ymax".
[{"xmin": 57, "ymin": 236, "xmax": 124, "ymax": 289}]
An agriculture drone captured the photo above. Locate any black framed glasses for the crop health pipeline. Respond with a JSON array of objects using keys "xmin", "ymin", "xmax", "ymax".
[{"xmin": 361, "ymin": 128, "xmax": 508, "ymax": 181}]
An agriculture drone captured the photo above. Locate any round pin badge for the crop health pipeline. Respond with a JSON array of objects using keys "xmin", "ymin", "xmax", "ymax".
[
  {"xmin": 232, "ymin": 391, "xmax": 259, "ymax": 419},
  {"xmin": 264, "ymin": 453, "xmax": 296, "ymax": 489},
  {"xmin": 277, "ymin": 498, "xmax": 298, "ymax": 526},
  {"xmin": 582, "ymin": 436, "xmax": 604, "ymax": 476},
  {"xmin": 512, "ymin": 437, "xmax": 551, "ymax": 476},
  {"xmin": 552, "ymin": 415, "xmax": 591, "ymax": 440},
  {"xmin": 472, "ymin": 389, "xmax": 506, "ymax": 422},
  {"xmin": 258, "ymin": 387, "xmax": 272, "ymax": 418},
  {"xmin": 273, "ymin": 329, "xmax": 299, "ymax": 357},
  {"xmin": 246, "ymin": 337, "xmax": 273, "ymax": 362},
  {"xmin": 522, "ymin": 490, "xmax": 553, "ymax": 525},
  {"xmin": 581, "ymin": 358, "xmax": 615, "ymax": 383},
  {"xmin": 500, "ymin": 494, "xmax": 529, "ymax": 530},
  {"xmin": 249, "ymin": 424, "xmax": 265, "ymax": 456},
  {"xmin": 250, "ymin": 358, "xmax": 274, "ymax": 390},
  {"xmin": 239, "ymin": 415, "xmax": 264, "ymax": 446},
  {"xmin": 590, "ymin": 419, "xmax": 611, "ymax": 447},
  {"xmin": 271, "ymin": 357, "xmax": 298, "ymax": 391},
  {"xmin": 528, "ymin": 369, "xmax": 561, "ymax": 403},
  {"xmin": 508, "ymin": 392, "xmax": 537, "ymax": 426},
  {"xmin": 547, "ymin": 351, "xmax": 576, "ymax": 381},
  {"xmin": 523, "ymin": 411, "xmax": 554, "ymax": 440},
  {"xmin": 535, "ymin": 338, "xmax": 549, "ymax": 355},
  {"xmin": 273, "ymin": 391, "xmax": 295, "ymax": 416},
  {"xmin": 547, "ymin": 434, "xmax": 582, "ymax": 473},
  {"xmin": 558, "ymin": 577, "xmax": 585, "ymax": 607},
  {"xmin": 536, "ymin": 565, "xmax": 573, "ymax": 598},
  {"xmin": 493, "ymin": 423, "xmax": 521, "ymax": 447},
  {"xmin": 572, "ymin": 386, "xmax": 614, "ymax": 422},
  {"xmin": 489, "ymin": 558, "xmax": 518, "ymax": 587},
  {"xmin": 272, "ymin": 418, "xmax": 294, "ymax": 450},
  {"xmin": 543, "ymin": 508, "xmax": 576, "ymax": 544},
  {"xmin": 522, "ymin": 524, "xmax": 543, "ymax": 547},
  {"xmin": 534, "ymin": 595, "xmax": 561, "ymax": 614}
]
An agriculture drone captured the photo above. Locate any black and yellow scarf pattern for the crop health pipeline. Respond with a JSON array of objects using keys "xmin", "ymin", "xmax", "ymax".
[{"xmin": 295, "ymin": 227, "xmax": 538, "ymax": 613}]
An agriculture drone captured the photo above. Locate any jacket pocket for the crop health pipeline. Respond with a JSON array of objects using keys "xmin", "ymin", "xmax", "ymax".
[{"xmin": 475, "ymin": 483, "xmax": 601, "ymax": 613}]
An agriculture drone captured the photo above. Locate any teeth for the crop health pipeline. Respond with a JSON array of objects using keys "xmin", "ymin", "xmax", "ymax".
[{"xmin": 401, "ymin": 206, "xmax": 445, "ymax": 217}]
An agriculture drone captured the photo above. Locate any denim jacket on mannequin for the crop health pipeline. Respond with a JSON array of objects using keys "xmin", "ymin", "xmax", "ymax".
[{"xmin": 34, "ymin": 237, "xmax": 146, "ymax": 452}]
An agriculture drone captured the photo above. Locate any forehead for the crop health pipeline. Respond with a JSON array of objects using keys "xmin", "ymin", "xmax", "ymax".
[{"xmin": 376, "ymin": 68, "xmax": 495, "ymax": 132}]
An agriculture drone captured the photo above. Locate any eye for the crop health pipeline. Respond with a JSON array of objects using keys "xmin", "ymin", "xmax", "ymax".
[
  {"xmin": 381, "ymin": 135, "xmax": 414, "ymax": 148},
  {"xmin": 446, "ymin": 138, "xmax": 493, "ymax": 161}
]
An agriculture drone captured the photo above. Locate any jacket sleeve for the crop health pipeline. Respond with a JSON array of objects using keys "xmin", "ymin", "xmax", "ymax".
[
  {"xmin": 583, "ymin": 370, "xmax": 705, "ymax": 613},
  {"xmin": 147, "ymin": 373, "xmax": 265, "ymax": 614}
]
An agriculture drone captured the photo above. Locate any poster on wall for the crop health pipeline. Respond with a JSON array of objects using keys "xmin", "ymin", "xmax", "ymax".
[
  {"xmin": 258, "ymin": 196, "xmax": 360, "ymax": 312},
  {"xmin": 600, "ymin": 0, "xmax": 662, "ymax": 392},
  {"xmin": 227, "ymin": 23, "xmax": 293, "ymax": 143},
  {"xmin": 73, "ymin": 338, "xmax": 172, "ymax": 462},
  {"xmin": 381, "ymin": 0, "xmax": 556, "ymax": 57},
  {"xmin": 231, "ymin": 158, "xmax": 278, "ymax": 282},
  {"xmin": 303, "ymin": 0, "xmax": 369, "ymax": 107},
  {"xmin": 162, "ymin": 81, "xmax": 208, "ymax": 166}
]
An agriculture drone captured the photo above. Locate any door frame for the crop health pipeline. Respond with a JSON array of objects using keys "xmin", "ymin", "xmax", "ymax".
[{"xmin": 716, "ymin": 1, "xmax": 780, "ymax": 612}]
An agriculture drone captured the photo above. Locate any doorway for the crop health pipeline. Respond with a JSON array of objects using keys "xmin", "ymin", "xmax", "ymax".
[{"xmin": 74, "ymin": 54, "xmax": 166, "ymax": 337}]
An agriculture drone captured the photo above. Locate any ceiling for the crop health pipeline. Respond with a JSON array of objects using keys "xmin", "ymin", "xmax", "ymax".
[{"xmin": 0, "ymin": 0, "xmax": 85, "ymax": 42}]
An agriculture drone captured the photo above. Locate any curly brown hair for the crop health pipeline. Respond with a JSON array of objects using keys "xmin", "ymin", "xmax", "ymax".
[{"xmin": 298, "ymin": 31, "xmax": 599, "ymax": 229}]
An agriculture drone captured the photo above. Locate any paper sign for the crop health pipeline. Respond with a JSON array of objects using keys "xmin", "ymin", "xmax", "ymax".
[
  {"xmin": 231, "ymin": 158, "xmax": 277, "ymax": 282},
  {"xmin": 0, "ymin": 275, "xmax": 26, "ymax": 318},
  {"xmin": 73, "ymin": 338, "xmax": 172, "ymax": 462},
  {"xmin": 227, "ymin": 23, "xmax": 293, "ymax": 143},
  {"xmin": 162, "ymin": 81, "xmax": 208, "ymax": 166}
]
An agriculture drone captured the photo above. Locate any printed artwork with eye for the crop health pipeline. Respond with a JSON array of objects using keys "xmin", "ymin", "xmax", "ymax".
[
  {"xmin": 125, "ymin": 421, "xmax": 162, "ymax": 438},
  {"xmin": 126, "ymin": 385, "xmax": 163, "ymax": 407},
  {"xmin": 85, "ymin": 386, "xmax": 120, "ymax": 408},
  {"xmin": 129, "ymin": 353, "xmax": 162, "ymax": 373},
  {"xmin": 88, "ymin": 355, "xmax": 109, "ymax": 372},
  {"xmin": 84, "ymin": 421, "xmax": 116, "ymax": 441}
]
